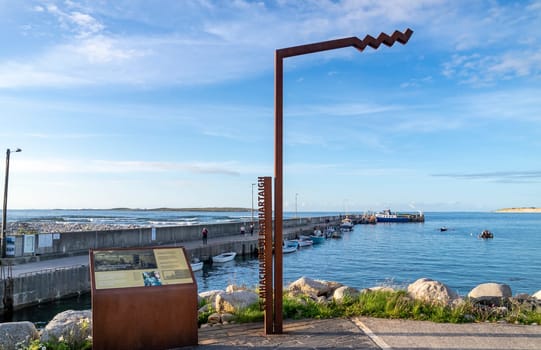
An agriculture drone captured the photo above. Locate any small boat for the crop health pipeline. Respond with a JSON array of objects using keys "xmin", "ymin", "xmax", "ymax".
[
  {"xmin": 309, "ymin": 235, "xmax": 325, "ymax": 244},
  {"xmin": 339, "ymin": 217, "xmax": 354, "ymax": 231},
  {"xmin": 479, "ymin": 230, "xmax": 494, "ymax": 239},
  {"xmin": 440, "ymin": 227, "xmax": 448, "ymax": 232},
  {"xmin": 331, "ymin": 230, "xmax": 343, "ymax": 239},
  {"xmin": 190, "ymin": 261, "xmax": 203, "ymax": 271},
  {"xmin": 282, "ymin": 240, "xmax": 299, "ymax": 253},
  {"xmin": 212, "ymin": 251, "xmax": 237, "ymax": 263},
  {"xmin": 291, "ymin": 238, "xmax": 313, "ymax": 247}
]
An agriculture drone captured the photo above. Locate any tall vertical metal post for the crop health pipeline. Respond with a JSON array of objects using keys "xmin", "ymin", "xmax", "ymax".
[
  {"xmin": 273, "ymin": 29, "xmax": 413, "ymax": 334},
  {"xmin": 273, "ymin": 51, "xmax": 284, "ymax": 333},
  {"xmin": 1, "ymin": 148, "xmax": 21, "ymax": 259}
]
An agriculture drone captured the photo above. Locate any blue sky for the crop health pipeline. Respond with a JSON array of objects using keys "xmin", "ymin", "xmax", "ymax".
[{"xmin": 1, "ymin": 0, "xmax": 540, "ymax": 211}]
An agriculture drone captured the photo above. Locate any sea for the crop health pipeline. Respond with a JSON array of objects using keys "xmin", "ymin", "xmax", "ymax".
[{"xmin": 2, "ymin": 209, "xmax": 541, "ymax": 327}]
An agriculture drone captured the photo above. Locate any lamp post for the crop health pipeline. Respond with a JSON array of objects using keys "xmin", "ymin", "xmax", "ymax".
[
  {"xmin": 272, "ymin": 29, "xmax": 413, "ymax": 334},
  {"xmin": 295, "ymin": 193, "xmax": 298, "ymax": 218},
  {"xmin": 251, "ymin": 183, "xmax": 256, "ymax": 224},
  {"xmin": 1, "ymin": 148, "xmax": 22, "ymax": 259}
]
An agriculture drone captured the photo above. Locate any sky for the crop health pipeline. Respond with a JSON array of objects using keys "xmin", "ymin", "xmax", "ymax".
[{"xmin": 1, "ymin": 0, "xmax": 540, "ymax": 212}]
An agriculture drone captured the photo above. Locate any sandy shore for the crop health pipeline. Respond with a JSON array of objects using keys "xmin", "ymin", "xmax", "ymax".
[{"xmin": 495, "ymin": 207, "xmax": 541, "ymax": 213}]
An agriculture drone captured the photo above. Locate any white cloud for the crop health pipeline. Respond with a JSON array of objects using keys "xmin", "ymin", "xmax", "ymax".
[
  {"xmin": 15, "ymin": 158, "xmax": 244, "ymax": 176},
  {"xmin": 1, "ymin": 0, "xmax": 540, "ymax": 90}
]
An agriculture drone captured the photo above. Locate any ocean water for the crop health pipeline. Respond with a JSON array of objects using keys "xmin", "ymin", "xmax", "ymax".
[
  {"xmin": 197, "ymin": 211, "xmax": 541, "ymax": 296},
  {"xmin": 3, "ymin": 210, "xmax": 541, "ymax": 325}
]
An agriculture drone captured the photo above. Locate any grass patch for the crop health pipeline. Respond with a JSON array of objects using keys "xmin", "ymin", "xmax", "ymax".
[{"xmin": 230, "ymin": 290, "xmax": 540, "ymax": 325}]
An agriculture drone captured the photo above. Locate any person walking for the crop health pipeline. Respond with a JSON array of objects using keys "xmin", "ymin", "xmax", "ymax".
[
  {"xmin": 240, "ymin": 224, "xmax": 246, "ymax": 235},
  {"xmin": 202, "ymin": 227, "xmax": 208, "ymax": 245},
  {"xmin": 250, "ymin": 223, "xmax": 254, "ymax": 236}
]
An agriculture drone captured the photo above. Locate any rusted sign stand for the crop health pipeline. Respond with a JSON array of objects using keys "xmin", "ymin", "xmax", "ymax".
[
  {"xmin": 90, "ymin": 246, "xmax": 198, "ymax": 350},
  {"xmin": 270, "ymin": 29, "xmax": 413, "ymax": 334}
]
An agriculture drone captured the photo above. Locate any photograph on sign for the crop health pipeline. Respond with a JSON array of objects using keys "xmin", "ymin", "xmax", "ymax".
[{"xmin": 93, "ymin": 248, "xmax": 192, "ymax": 289}]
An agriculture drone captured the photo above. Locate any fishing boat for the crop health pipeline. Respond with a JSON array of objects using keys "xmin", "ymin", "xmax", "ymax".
[
  {"xmin": 212, "ymin": 251, "xmax": 237, "ymax": 263},
  {"xmin": 283, "ymin": 240, "xmax": 299, "ymax": 253},
  {"xmin": 375, "ymin": 209, "xmax": 424, "ymax": 223},
  {"xmin": 309, "ymin": 235, "xmax": 325, "ymax": 244},
  {"xmin": 339, "ymin": 217, "xmax": 354, "ymax": 231}
]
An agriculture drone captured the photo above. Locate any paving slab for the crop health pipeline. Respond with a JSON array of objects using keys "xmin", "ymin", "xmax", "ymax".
[
  {"xmin": 175, "ymin": 317, "xmax": 541, "ymax": 350},
  {"xmin": 356, "ymin": 317, "xmax": 541, "ymax": 350},
  {"xmin": 178, "ymin": 318, "xmax": 379, "ymax": 349}
]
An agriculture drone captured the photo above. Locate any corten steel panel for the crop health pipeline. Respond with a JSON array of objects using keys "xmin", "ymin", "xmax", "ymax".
[
  {"xmin": 90, "ymin": 247, "xmax": 198, "ymax": 350},
  {"xmin": 257, "ymin": 176, "xmax": 273, "ymax": 334}
]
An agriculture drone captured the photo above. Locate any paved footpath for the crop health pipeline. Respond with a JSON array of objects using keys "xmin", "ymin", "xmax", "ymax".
[{"xmin": 178, "ymin": 317, "xmax": 541, "ymax": 350}]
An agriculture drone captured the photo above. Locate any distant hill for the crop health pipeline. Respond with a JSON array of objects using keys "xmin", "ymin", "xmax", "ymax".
[
  {"xmin": 495, "ymin": 207, "xmax": 541, "ymax": 213},
  {"xmin": 108, "ymin": 207, "xmax": 251, "ymax": 212}
]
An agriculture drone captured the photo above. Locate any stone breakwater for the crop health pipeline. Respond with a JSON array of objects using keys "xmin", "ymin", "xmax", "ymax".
[
  {"xmin": 7, "ymin": 222, "xmax": 142, "ymax": 234},
  {"xmin": 2, "ymin": 276, "xmax": 541, "ymax": 349}
]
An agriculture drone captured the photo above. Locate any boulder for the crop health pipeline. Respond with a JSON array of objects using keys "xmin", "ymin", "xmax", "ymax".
[
  {"xmin": 221, "ymin": 313, "xmax": 235, "ymax": 323},
  {"xmin": 407, "ymin": 278, "xmax": 459, "ymax": 305},
  {"xmin": 287, "ymin": 277, "xmax": 333, "ymax": 298},
  {"xmin": 468, "ymin": 283, "xmax": 512, "ymax": 305},
  {"xmin": 0, "ymin": 321, "xmax": 39, "ymax": 349},
  {"xmin": 215, "ymin": 290, "xmax": 259, "ymax": 313},
  {"xmin": 333, "ymin": 286, "xmax": 360, "ymax": 302},
  {"xmin": 207, "ymin": 312, "xmax": 221, "ymax": 325},
  {"xmin": 199, "ymin": 290, "xmax": 224, "ymax": 307},
  {"xmin": 40, "ymin": 310, "xmax": 92, "ymax": 345},
  {"xmin": 226, "ymin": 284, "xmax": 249, "ymax": 293},
  {"xmin": 362, "ymin": 286, "xmax": 396, "ymax": 293},
  {"xmin": 532, "ymin": 290, "xmax": 541, "ymax": 300}
]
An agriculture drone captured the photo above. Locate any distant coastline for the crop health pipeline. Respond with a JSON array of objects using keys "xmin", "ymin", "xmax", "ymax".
[
  {"xmin": 106, "ymin": 207, "xmax": 251, "ymax": 212},
  {"xmin": 495, "ymin": 207, "xmax": 541, "ymax": 213}
]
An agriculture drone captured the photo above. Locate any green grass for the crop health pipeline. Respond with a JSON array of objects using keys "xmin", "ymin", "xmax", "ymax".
[{"xmin": 228, "ymin": 290, "xmax": 540, "ymax": 325}]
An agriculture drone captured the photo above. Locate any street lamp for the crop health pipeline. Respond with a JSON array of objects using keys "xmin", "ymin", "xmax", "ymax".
[
  {"xmin": 1, "ymin": 148, "xmax": 22, "ymax": 259},
  {"xmin": 272, "ymin": 29, "xmax": 413, "ymax": 334},
  {"xmin": 295, "ymin": 193, "xmax": 298, "ymax": 218},
  {"xmin": 251, "ymin": 183, "xmax": 256, "ymax": 224}
]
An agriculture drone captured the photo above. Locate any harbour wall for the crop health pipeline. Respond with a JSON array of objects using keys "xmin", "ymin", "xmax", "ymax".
[
  {"xmin": 1, "ymin": 216, "xmax": 340, "ymax": 312},
  {"xmin": 6, "ymin": 215, "xmax": 340, "ymax": 261}
]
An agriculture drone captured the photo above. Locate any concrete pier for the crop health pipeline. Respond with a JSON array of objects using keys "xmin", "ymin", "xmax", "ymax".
[{"xmin": 0, "ymin": 216, "xmax": 340, "ymax": 312}]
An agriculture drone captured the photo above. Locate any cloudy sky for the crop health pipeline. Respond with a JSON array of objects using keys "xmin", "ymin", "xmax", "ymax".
[{"xmin": 1, "ymin": 0, "xmax": 540, "ymax": 211}]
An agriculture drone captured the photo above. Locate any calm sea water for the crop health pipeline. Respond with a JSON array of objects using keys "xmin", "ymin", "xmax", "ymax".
[{"xmin": 3, "ymin": 210, "xmax": 541, "ymax": 326}]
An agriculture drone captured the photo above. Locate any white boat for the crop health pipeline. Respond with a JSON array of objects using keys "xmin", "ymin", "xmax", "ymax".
[
  {"xmin": 190, "ymin": 261, "xmax": 203, "ymax": 271},
  {"xmin": 283, "ymin": 240, "xmax": 299, "ymax": 253},
  {"xmin": 212, "ymin": 252, "xmax": 237, "ymax": 263},
  {"xmin": 340, "ymin": 217, "xmax": 354, "ymax": 231},
  {"xmin": 292, "ymin": 238, "xmax": 313, "ymax": 247}
]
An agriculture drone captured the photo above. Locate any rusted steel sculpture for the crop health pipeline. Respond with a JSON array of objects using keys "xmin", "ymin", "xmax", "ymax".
[{"xmin": 272, "ymin": 28, "xmax": 413, "ymax": 334}]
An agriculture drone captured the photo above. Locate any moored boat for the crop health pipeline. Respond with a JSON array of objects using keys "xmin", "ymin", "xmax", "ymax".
[
  {"xmin": 375, "ymin": 209, "xmax": 424, "ymax": 223},
  {"xmin": 190, "ymin": 261, "xmax": 203, "ymax": 271},
  {"xmin": 309, "ymin": 235, "xmax": 325, "ymax": 244},
  {"xmin": 283, "ymin": 240, "xmax": 299, "ymax": 253},
  {"xmin": 292, "ymin": 238, "xmax": 313, "ymax": 247},
  {"xmin": 212, "ymin": 251, "xmax": 237, "ymax": 263},
  {"xmin": 339, "ymin": 217, "xmax": 354, "ymax": 231}
]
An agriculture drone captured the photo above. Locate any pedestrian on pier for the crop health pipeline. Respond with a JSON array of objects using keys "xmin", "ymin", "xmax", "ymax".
[
  {"xmin": 202, "ymin": 227, "xmax": 208, "ymax": 245},
  {"xmin": 250, "ymin": 223, "xmax": 254, "ymax": 236},
  {"xmin": 240, "ymin": 225, "xmax": 246, "ymax": 235}
]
